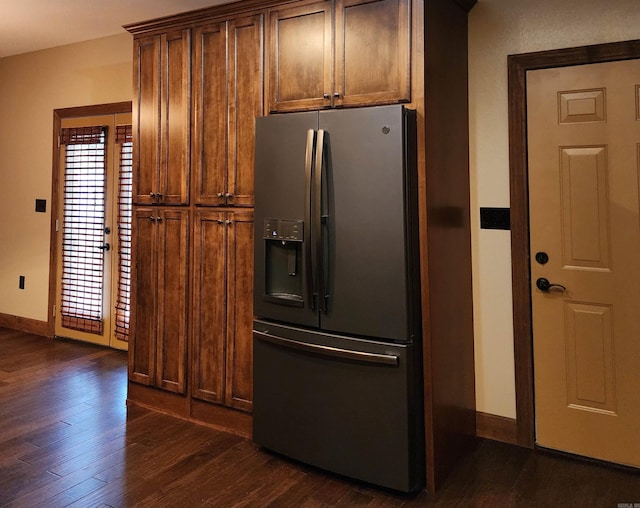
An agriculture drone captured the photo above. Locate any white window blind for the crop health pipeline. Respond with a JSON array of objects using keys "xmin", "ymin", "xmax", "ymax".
[
  {"xmin": 115, "ymin": 125, "xmax": 133, "ymax": 341},
  {"xmin": 60, "ymin": 126, "xmax": 106, "ymax": 335}
]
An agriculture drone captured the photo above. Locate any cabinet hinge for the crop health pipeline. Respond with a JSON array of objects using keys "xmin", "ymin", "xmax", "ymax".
[{"xmin": 55, "ymin": 219, "xmax": 59, "ymax": 232}]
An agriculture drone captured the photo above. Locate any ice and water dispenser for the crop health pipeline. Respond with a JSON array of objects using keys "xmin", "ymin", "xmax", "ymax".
[{"xmin": 263, "ymin": 219, "xmax": 304, "ymax": 306}]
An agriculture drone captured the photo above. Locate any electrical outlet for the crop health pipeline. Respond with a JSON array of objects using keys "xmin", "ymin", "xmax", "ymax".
[{"xmin": 19, "ymin": 276, "xmax": 25, "ymax": 290}]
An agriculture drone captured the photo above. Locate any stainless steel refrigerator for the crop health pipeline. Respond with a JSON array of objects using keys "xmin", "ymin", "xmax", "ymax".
[{"xmin": 252, "ymin": 105, "xmax": 424, "ymax": 493}]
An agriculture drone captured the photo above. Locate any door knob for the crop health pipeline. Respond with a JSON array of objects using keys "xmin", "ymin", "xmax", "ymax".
[{"xmin": 536, "ymin": 277, "xmax": 566, "ymax": 292}]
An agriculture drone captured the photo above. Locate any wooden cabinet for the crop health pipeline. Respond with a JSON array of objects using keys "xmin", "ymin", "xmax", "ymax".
[
  {"xmin": 192, "ymin": 15, "xmax": 264, "ymax": 207},
  {"xmin": 129, "ymin": 208, "xmax": 189, "ymax": 394},
  {"xmin": 335, "ymin": 0, "xmax": 410, "ymax": 107},
  {"xmin": 192, "ymin": 210, "xmax": 254, "ymax": 411},
  {"xmin": 133, "ymin": 30, "xmax": 190, "ymax": 205},
  {"xmin": 268, "ymin": 1, "xmax": 332, "ymax": 112},
  {"xmin": 268, "ymin": 0, "xmax": 410, "ymax": 112}
]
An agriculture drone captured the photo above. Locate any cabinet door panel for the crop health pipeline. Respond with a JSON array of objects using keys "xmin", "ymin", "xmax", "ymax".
[
  {"xmin": 156, "ymin": 209, "xmax": 189, "ymax": 394},
  {"xmin": 193, "ymin": 22, "xmax": 228, "ymax": 206},
  {"xmin": 268, "ymin": 1, "xmax": 332, "ymax": 112},
  {"xmin": 334, "ymin": 0, "xmax": 410, "ymax": 107},
  {"xmin": 130, "ymin": 209, "xmax": 158, "ymax": 385},
  {"xmin": 192, "ymin": 210, "xmax": 227, "ymax": 403},
  {"xmin": 133, "ymin": 37, "xmax": 160, "ymax": 205},
  {"xmin": 227, "ymin": 15, "xmax": 264, "ymax": 207},
  {"xmin": 160, "ymin": 30, "xmax": 191, "ymax": 205},
  {"xmin": 225, "ymin": 211, "xmax": 254, "ymax": 411}
]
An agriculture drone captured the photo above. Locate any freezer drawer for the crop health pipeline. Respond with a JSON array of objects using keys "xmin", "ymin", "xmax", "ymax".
[{"xmin": 252, "ymin": 320, "xmax": 424, "ymax": 493}]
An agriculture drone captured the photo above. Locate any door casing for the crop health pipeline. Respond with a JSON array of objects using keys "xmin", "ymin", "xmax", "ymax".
[{"xmin": 508, "ymin": 40, "xmax": 640, "ymax": 448}]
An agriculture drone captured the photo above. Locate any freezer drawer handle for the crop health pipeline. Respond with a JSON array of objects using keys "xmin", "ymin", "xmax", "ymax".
[{"xmin": 254, "ymin": 330, "xmax": 399, "ymax": 366}]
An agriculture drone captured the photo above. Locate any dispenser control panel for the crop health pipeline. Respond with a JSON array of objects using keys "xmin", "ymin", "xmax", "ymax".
[{"xmin": 263, "ymin": 219, "xmax": 304, "ymax": 242}]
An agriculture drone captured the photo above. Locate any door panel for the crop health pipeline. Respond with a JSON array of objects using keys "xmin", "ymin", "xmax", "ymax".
[
  {"xmin": 225, "ymin": 211, "xmax": 254, "ymax": 411},
  {"xmin": 528, "ymin": 59, "xmax": 640, "ymax": 467},
  {"xmin": 319, "ymin": 105, "xmax": 414, "ymax": 341},
  {"xmin": 268, "ymin": 1, "xmax": 332, "ymax": 112},
  {"xmin": 334, "ymin": 0, "xmax": 410, "ymax": 107},
  {"xmin": 155, "ymin": 209, "xmax": 189, "ymax": 394},
  {"xmin": 129, "ymin": 208, "xmax": 157, "ymax": 385},
  {"xmin": 133, "ymin": 36, "xmax": 160, "ymax": 205},
  {"xmin": 254, "ymin": 112, "xmax": 319, "ymax": 327},
  {"xmin": 252, "ymin": 318, "xmax": 422, "ymax": 492},
  {"xmin": 227, "ymin": 15, "xmax": 263, "ymax": 207},
  {"xmin": 192, "ymin": 22, "xmax": 228, "ymax": 207},
  {"xmin": 192, "ymin": 210, "xmax": 227, "ymax": 403},
  {"xmin": 159, "ymin": 30, "xmax": 190, "ymax": 205}
]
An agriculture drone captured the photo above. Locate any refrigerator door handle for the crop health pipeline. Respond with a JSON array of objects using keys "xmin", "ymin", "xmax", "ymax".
[
  {"xmin": 253, "ymin": 330, "xmax": 399, "ymax": 366},
  {"xmin": 305, "ymin": 129, "xmax": 317, "ymax": 310},
  {"xmin": 314, "ymin": 129, "xmax": 327, "ymax": 312}
]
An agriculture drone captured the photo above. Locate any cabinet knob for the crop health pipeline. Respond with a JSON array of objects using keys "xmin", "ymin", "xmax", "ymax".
[
  {"xmin": 225, "ymin": 193, "xmax": 234, "ymax": 198},
  {"xmin": 149, "ymin": 192, "xmax": 156, "ymax": 198},
  {"xmin": 155, "ymin": 216, "xmax": 162, "ymax": 222},
  {"xmin": 217, "ymin": 219, "xmax": 224, "ymax": 224},
  {"xmin": 217, "ymin": 192, "xmax": 224, "ymax": 198},
  {"xmin": 156, "ymin": 193, "xmax": 163, "ymax": 198},
  {"xmin": 323, "ymin": 93, "xmax": 330, "ymax": 99},
  {"xmin": 225, "ymin": 219, "xmax": 233, "ymax": 226},
  {"xmin": 147, "ymin": 216, "xmax": 156, "ymax": 222},
  {"xmin": 333, "ymin": 92, "xmax": 340, "ymax": 98}
]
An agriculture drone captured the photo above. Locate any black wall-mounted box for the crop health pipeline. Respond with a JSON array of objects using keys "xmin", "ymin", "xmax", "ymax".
[{"xmin": 480, "ymin": 207, "xmax": 510, "ymax": 230}]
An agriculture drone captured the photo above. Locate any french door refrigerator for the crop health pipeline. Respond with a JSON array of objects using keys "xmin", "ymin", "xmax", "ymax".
[{"xmin": 253, "ymin": 105, "xmax": 424, "ymax": 493}]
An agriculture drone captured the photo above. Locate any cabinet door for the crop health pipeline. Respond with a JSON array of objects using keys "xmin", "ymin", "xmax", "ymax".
[
  {"xmin": 192, "ymin": 210, "xmax": 227, "ymax": 403},
  {"xmin": 159, "ymin": 30, "xmax": 191, "ymax": 205},
  {"xmin": 227, "ymin": 15, "xmax": 264, "ymax": 207},
  {"xmin": 133, "ymin": 37, "xmax": 160, "ymax": 205},
  {"xmin": 193, "ymin": 22, "xmax": 228, "ymax": 207},
  {"xmin": 268, "ymin": 1, "xmax": 332, "ymax": 112},
  {"xmin": 155, "ymin": 209, "xmax": 189, "ymax": 394},
  {"xmin": 225, "ymin": 211, "xmax": 254, "ymax": 411},
  {"xmin": 129, "ymin": 208, "xmax": 158, "ymax": 385},
  {"xmin": 334, "ymin": 0, "xmax": 410, "ymax": 107}
]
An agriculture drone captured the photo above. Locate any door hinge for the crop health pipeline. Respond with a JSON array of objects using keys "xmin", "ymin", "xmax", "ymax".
[{"xmin": 52, "ymin": 304, "xmax": 56, "ymax": 317}]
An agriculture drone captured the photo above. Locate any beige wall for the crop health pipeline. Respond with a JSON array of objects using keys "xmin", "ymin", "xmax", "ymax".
[
  {"xmin": 469, "ymin": 0, "xmax": 640, "ymax": 418},
  {"xmin": 0, "ymin": 33, "xmax": 132, "ymax": 322}
]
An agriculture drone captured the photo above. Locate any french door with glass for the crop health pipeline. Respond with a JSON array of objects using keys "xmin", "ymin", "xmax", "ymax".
[{"xmin": 55, "ymin": 113, "xmax": 132, "ymax": 350}]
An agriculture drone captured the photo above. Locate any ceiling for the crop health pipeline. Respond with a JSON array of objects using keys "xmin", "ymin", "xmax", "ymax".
[{"xmin": 0, "ymin": 0, "xmax": 231, "ymax": 58}]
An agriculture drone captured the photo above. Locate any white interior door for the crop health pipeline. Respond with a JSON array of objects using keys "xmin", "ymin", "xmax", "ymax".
[{"xmin": 528, "ymin": 59, "xmax": 640, "ymax": 466}]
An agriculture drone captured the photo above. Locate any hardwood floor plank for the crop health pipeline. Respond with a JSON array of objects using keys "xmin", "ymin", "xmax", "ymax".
[
  {"xmin": 2, "ymin": 328, "xmax": 640, "ymax": 507},
  {"xmin": 6, "ymin": 443, "xmax": 132, "ymax": 507},
  {"xmin": 0, "ymin": 460, "xmax": 61, "ymax": 506}
]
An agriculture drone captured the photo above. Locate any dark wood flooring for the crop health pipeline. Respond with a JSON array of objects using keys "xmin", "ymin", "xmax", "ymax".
[{"xmin": 1, "ymin": 328, "xmax": 639, "ymax": 507}]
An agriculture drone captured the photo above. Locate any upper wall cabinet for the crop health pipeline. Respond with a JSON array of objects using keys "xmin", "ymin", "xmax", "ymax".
[
  {"xmin": 268, "ymin": 0, "xmax": 410, "ymax": 112},
  {"xmin": 192, "ymin": 15, "xmax": 264, "ymax": 207},
  {"xmin": 133, "ymin": 30, "xmax": 191, "ymax": 205}
]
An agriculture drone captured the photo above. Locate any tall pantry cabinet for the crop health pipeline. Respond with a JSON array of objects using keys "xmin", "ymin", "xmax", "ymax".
[
  {"xmin": 127, "ymin": 9, "xmax": 262, "ymax": 434},
  {"xmin": 127, "ymin": 0, "xmax": 477, "ymax": 492}
]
